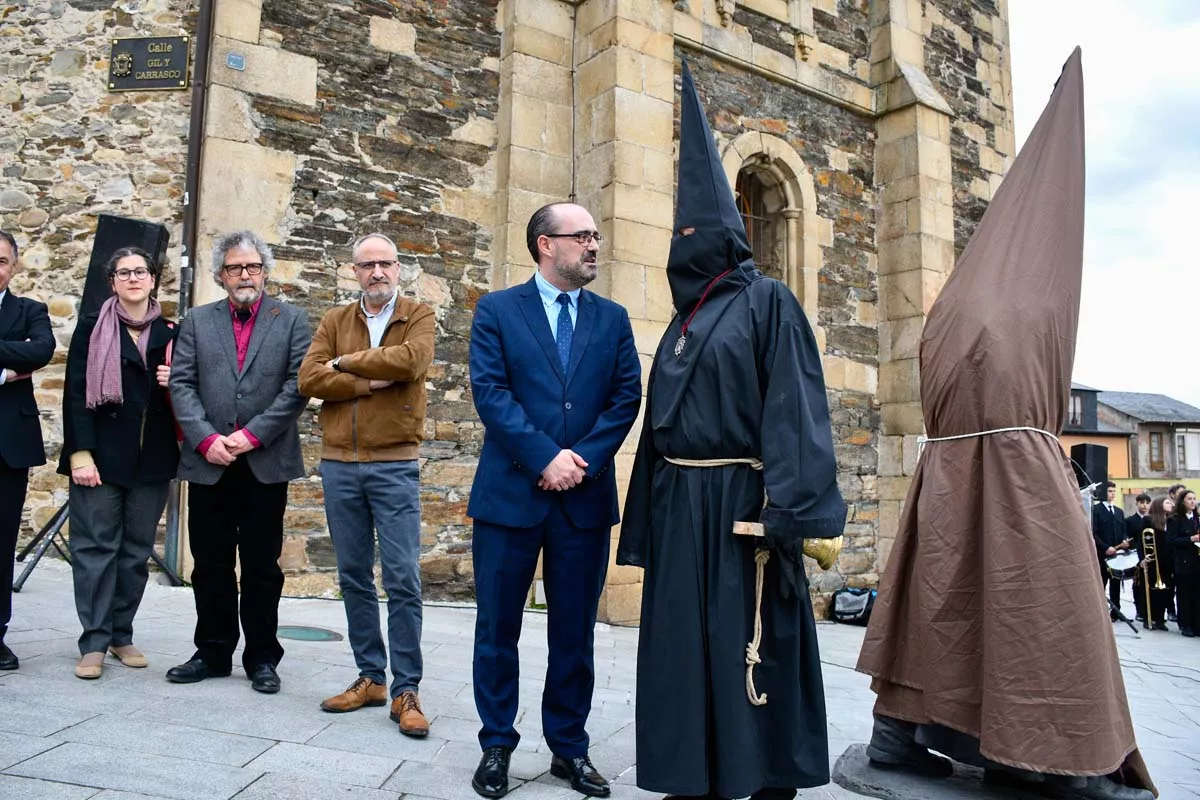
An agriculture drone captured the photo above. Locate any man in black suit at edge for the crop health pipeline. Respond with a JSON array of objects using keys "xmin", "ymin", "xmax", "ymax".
[{"xmin": 0, "ymin": 229, "xmax": 57, "ymax": 670}]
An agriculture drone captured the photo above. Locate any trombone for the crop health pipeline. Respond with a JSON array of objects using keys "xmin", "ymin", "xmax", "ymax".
[{"xmin": 1140, "ymin": 527, "xmax": 1167, "ymax": 629}]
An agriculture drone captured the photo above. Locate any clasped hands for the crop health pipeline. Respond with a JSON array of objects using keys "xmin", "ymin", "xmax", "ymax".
[
  {"xmin": 204, "ymin": 429, "xmax": 256, "ymax": 466},
  {"xmin": 538, "ymin": 449, "xmax": 589, "ymax": 492}
]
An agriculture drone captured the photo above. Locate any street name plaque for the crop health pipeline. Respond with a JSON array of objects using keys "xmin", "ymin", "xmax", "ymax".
[{"xmin": 108, "ymin": 36, "xmax": 190, "ymax": 92}]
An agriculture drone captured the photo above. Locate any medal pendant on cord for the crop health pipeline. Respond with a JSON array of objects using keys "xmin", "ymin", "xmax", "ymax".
[{"xmin": 674, "ymin": 268, "xmax": 733, "ymax": 360}]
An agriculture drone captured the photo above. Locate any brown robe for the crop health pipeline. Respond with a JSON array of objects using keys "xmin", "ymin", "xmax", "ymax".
[{"xmin": 855, "ymin": 48, "xmax": 1155, "ymax": 795}]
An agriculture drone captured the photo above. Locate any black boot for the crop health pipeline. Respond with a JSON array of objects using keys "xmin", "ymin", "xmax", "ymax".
[{"xmin": 865, "ymin": 714, "xmax": 953, "ymax": 778}]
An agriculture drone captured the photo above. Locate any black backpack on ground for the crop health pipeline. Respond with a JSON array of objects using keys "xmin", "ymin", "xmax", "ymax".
[{"xmin": 831, "ymin": 587, "xmax": 877, "ymax": 626}]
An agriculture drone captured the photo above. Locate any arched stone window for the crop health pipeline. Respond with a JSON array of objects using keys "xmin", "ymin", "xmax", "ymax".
[
  {"xmin": 735, "ymin": 166, "xmax": 787, "ymax": 282},
  {"xmin": 721, "ymin": 132, "xmax": 823, "ymax": 321}
]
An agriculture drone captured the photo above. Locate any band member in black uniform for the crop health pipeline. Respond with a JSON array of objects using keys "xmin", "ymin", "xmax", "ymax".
[
  {"xmin": 1132, "ymin": 496, "xmax": 1171, "ymax": 631},
  {"xmin": 1127, "ymin": 493, "xmax": 1151, "ymax": 621},
  {"xmin": 1167, "ymin": 489, "xmax": 1200, "ymax": 637},
  {"xmin": 1091, "ymin": 482, "xmax": 1130, "ymax": 620}
]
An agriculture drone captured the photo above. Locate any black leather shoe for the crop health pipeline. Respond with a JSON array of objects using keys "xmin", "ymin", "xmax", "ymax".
[
  {"xmin": 1153, "ymin": 621, "xmax": 1169, "ymax": 631},
  {"xmin": 165, "ymin": 657, "xmax": 231, "ymax": 683},
  {"xmin": 550, "ymin": 754, "xmax": 610, "ymax": 797},
  {"xmin": 472, "ymin": 746, "xmax": 511, "ymax": 798},
  {"xmin": 249, "ymin": 663, "xmax": 281, "ymax": 694},
  {"xmin": 0, "ymin": 642, "xmax": 17, "ymax": 670}
]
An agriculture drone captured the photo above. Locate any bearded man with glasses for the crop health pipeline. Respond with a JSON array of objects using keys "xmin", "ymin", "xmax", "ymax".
[
  {"xmin": 298, "ymin": 233, "xmax": 436, "ymax": 737},
  {"xmin": 166, "ymin": 230, "xmax": 311, "ymax": 695}
]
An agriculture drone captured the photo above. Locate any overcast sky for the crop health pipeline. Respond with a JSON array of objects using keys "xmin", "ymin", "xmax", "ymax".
[{"xmin": 1007, "ymin": 0, "xmax": 1200, "ymax": 407}]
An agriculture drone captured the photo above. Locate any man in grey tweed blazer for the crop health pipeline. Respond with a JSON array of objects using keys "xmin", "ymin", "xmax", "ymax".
[{"xmin": 166, "ymin": 230, "xmax": 311, "ymax": 694}]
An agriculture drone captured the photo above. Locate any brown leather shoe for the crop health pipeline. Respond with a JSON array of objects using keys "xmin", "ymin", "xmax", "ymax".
[
  {"xmin": 320, "ymin": 676, "xmax": 388, "ymax": 713},
  {"xmin": 390, "ymin": 690, "xmax": 430, "ymax": 738}
]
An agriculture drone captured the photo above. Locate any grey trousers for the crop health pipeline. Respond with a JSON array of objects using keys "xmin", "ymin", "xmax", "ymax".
[
  {"xmin": 320, "ymin": 459, "xmax": 423, "ymax": 697},
  {"xmin": 68, "ymin": 481, "xmax": 170, "ymax": 655}
]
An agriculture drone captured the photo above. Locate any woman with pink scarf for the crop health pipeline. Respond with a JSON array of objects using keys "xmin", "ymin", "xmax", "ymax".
[{"xmin": 57, "ymin": 247, "xmax": 179, "ymax": 679}]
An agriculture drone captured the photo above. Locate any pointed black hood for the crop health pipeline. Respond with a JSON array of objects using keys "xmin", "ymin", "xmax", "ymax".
[{"xmin": 668, "ymin": 61, "xmax": 757, "ymax": 315}]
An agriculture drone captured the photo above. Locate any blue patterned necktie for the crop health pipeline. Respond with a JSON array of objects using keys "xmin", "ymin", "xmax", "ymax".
[{"xmin": 555, "ymin": 292, "xmax": 573, "ymax": 371}]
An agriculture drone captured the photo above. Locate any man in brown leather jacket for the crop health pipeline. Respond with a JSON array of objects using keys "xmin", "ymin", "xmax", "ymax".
[{"xmin": 298, "ymin": 232, "xmax": 435, "ymax": 737}]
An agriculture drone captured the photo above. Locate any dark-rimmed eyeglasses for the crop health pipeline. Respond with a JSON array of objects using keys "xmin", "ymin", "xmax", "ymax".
[
  {"xmin": 113, "ymin": 267, "xmax": 153, "ymax": 281},
  {"xmin": 223, "ymin": 263, "xmax": 264, "ymax": 276},
  {"xmin": 353, "ymin": 259, "xmax": 399, "ymax": 272},
  {"xmin": 544, "ymin": 231, "xmax": 603, "ymax": 245}
]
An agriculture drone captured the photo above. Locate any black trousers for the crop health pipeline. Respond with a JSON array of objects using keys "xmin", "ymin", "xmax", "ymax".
[
  {"xmin": 187, "ymin": 458, "xmax": 288, "ymax": 671},
  {"xmin": 1099, "ymin": 561, "xmax": 1123, "ymax": 615},
  {"xmin": 1177, "ymin": 574, "xmax": 1200, "ymax": 634},
  {"xmin": 1132, "ymin": 572, "xmax": 1171, "ymax": 626},
  {"xmin": 0, "ymin": 454, "xmax": 29, "ymax": 641}
]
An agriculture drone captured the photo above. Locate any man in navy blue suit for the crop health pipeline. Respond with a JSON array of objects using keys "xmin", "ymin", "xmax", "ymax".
[{"xmin": 468, "ymin": 202, "xmax": 641, "ymax": 798}]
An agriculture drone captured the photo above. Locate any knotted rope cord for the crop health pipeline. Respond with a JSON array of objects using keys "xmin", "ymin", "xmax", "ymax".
[
  {"xmin": 746, "ymin": 548, "xmax": 771, "ymax": 706},
  {"xmin": 662, "ymin": 456, "xmax": 771, "ymax": 706},
  {"xmin": 917, "ymin": 426, "xmax": 1060, "ymax": 457},
  {"xmin": 662, "ymin": 456, "xmax": 763, "ymax": 470}
]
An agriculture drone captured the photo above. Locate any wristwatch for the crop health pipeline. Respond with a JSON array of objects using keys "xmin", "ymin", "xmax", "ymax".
[{"xmin": 331, "ymin": 357, "xmax": 342, "ymax": 372}]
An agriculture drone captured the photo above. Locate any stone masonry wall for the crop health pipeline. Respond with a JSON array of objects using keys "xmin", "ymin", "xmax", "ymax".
[
  {"xmin": 0, "ymin": 0, "xmax": 193, "ymax": 539},
  {"xmin": 922, "ymin": 0, "xmax": 1015, "ymax": 256},
  {"xmin": 218, "ymin": 0, "xmax": 502, "ymax": 599}
]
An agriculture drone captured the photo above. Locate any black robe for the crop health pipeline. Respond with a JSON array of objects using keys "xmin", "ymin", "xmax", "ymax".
[{"xmin": 617, "ymin": 275, "xmax": 845, "ymax": 797}]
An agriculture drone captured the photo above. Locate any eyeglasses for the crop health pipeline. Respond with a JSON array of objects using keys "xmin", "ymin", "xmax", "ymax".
[
  {"xmin": 113, "ymin": 267, "xmax": 152, "ymax": 281},
  {"xmin": 223, "ymin": 263, "xmax": 264, "ymax": 276},
  {"xmin": 353, "ymin": 259, "xmax": 399, "ymax": 272},
  {"xmin": 544, "ymin": 231, "xmax": 603, "ymax": 245}
]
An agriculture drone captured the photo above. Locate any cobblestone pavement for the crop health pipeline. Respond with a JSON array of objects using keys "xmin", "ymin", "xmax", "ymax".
[{"xmin": 0, "ymin": 560, "xmax": 1196, "ymax": 799}]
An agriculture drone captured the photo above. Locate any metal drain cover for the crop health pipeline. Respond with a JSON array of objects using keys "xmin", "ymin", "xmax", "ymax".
[{"xmin": 276, "ymin": 625, "xmax": 344, "ymax": 642}]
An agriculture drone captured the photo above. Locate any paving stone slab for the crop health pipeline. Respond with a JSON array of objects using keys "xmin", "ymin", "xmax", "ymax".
[
  {"xmin": 230, "ymin": 771, "xmax": 402, "ymax": 799},
  {"xmin": 243, "ymin": 741, "xmax": 402, "ymax": 789},
  {"xmin": 503, "ymin": 779, "xmax": 587, "ymax": 800},
  {"xmin": 6, "ymin": 741, "xmax": 258, "ymax": 800},
  {"xmin": 426, "ymin": 714, "xmax": 489, "ymax": 745},
  {"xmin": 431, "ymin": 740, "xmax": 551, "ymax": 781},
  {"xmin": 0, "ymin": 774, "xmax": 95, "ymax": 799},
  {"xmin": 383, "ymin": 761, "xmax": 512, "ymax": 800},
  {"xmin": 0, "ymin": 671, "xmax": 163, "ymax": 716},
  {"xmin": 138, "ymin": 695, "xmax": 332, "ymax": 743},
  {"xmin": 0, "ymin": 695, "xmax": 98, "ymax": 737},
  {"xmin": 0, "ymin": 730, "xmax": 65, "ymax": 770},
  {"xmin": 56, "ymin": 715, "xmax": 274, "ymax": 767},
  {"xmin": 305, "ymin": 720, "xmax": 447, "ymax": 763}
]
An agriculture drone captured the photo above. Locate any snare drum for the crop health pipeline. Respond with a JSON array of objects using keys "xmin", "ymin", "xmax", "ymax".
[{"xmin": 1105, "ymin": 550, "xmax": 1140, "ymax": 579}]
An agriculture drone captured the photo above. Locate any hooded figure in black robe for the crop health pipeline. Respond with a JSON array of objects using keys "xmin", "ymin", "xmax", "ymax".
[{"xmin": 616, "ymin": 61, "xmax": 847, "ymax": 799}]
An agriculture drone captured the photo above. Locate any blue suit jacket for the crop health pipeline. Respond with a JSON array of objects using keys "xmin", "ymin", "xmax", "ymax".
[{"xmin": 468, "ymin": 277, "xmax": 642, "ymax": 529}]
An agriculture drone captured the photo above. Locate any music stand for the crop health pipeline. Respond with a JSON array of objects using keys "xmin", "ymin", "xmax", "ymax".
[
  {"xmin": 13, "ymin": 497, "xmax": 182, "ymax": 592},
  {"xmin": 1108, "ymin": 597, "xmax": 1139, "ymax": 635}
]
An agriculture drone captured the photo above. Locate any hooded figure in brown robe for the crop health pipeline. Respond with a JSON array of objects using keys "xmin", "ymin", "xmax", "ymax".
[{"xmin": 854, "ymin": 49, "xmax": 1157, "ymax": 800}]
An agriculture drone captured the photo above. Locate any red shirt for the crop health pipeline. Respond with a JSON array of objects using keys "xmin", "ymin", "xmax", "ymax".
[
  {"xmin": 197, "ymin": 296, "xmax": 264, "ymax": 456},
  {"xmin": 231, "ymin": 295, "xmax": 263, "ymax": 371}
]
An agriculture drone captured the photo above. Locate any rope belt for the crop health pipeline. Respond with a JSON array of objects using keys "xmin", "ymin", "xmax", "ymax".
[
  {"xmin": 662, "ymin": 456, "xmax": 763, "ymax": 470},
  {"xmin": 917, "ymin": 425, "xmax": 1059, "ymax": 457},
  {"xmin": 663, "ymin": 455, "xmax": 770, "ymax": 706}
]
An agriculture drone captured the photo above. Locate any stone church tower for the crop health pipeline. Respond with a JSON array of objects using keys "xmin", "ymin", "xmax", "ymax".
[{"xmin": 0, "ymin": 0, "xmax": 1013, "ymax": 622}]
